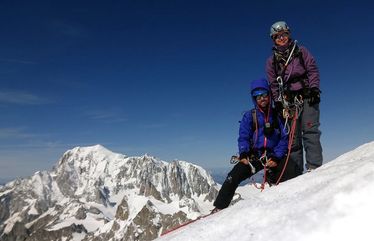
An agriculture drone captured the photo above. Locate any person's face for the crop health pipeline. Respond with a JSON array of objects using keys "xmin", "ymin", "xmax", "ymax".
[
  {"xmin": 273, "ymin": 31, "xmax": 290, "ymax": 46},
  {"xmin": 255, "ymin": 93, "xmax": 270, "ymax": 108}
]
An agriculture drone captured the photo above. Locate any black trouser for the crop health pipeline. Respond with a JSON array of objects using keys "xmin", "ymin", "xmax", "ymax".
[
  {"xmin": 213, "ymin": 158, "xmax": 300, "ymax": 209},
  {"xmin": 282, "ymin": 91, "xmax": 323, "ymax": 171},
  {"xmin": 290, "ymin": 101, "xmax": 323, "ymax": 172}
]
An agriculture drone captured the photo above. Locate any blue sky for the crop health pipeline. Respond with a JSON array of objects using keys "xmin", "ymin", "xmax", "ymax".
[{"xmin": 1, "ymin": 0, "xmax": 374, "ymax": 181}]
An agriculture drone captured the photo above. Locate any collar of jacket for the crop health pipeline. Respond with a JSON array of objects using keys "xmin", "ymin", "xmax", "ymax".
[{"xmin": 272, "ymin": 39, "xmax": 294, "ymax": 53}]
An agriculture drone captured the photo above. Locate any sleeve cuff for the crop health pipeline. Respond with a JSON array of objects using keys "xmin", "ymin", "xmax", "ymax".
[{"xmin": 239, "ymin": 152, "xmax": 251, "ymax": 160}]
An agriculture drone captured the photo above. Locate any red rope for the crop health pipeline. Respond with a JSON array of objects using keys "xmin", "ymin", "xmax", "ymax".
[
  {"xmin": 251, "ymin": 105, "xmax": 297, "ymax": 190},
  {"xmin": 275, "ymin": 110, "xmax": 298, "ymax": 185},
  {"xmin": 160, "ymin": 213, "xmax": 213, "ymax": 236}
]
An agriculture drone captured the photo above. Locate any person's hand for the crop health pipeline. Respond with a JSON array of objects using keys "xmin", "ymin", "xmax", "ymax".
[
  {"xmin": 266, "ymin": 159, "xmax": 278, "ymax": 168},
  {"xmin": 239, "ymin": 152, "xmax": 251, "ymax": 165},
  {"xmin": 266, "ymin": 156, "xmax": 279, "ymax": 168},
  {"xmin": 308, "ymin": 87, "xmax": 320, "ymax": 106},
  {"xmin": 240, "ymin": 158, "xmax": 249, "ymax": 165}
]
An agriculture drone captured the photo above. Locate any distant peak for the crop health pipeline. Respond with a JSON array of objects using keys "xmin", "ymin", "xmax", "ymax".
[
  {"xmin": 66, "ymin": 144, "xmax": 121, "ymax": 157},
  {"xmin": 140, "ymin": 153, "xmax": 155, "ymax": 159},
  {"xmin": 74, "ymin": 144, "xmax": 110, "ymax": 152},
  {"xmin": 57, "ymin": 145, "xmax": 127, "ymax": 168}
]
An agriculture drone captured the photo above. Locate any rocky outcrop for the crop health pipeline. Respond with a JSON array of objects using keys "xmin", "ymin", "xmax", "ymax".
[
  {"xmin": 27, "ymin": 223, "xmax": 87, "ymax": 241},
  {"xmin": 115, "ymin": 198, "xmax": 129, "ymax": 221}
]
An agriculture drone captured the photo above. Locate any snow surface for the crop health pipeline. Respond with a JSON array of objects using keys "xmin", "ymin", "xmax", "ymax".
[{"xmin": 157, "ymin": 141, "xmax": 374, "ymax": 241}]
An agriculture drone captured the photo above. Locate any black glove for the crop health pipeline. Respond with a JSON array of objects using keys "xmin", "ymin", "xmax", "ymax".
[
  {"xmin": 308, "ymin": 87, "xmax": 321, "ymax": 106},
  {"xmin": 274, "ymin": 101, "xmax": 284, "ymax": 115}
]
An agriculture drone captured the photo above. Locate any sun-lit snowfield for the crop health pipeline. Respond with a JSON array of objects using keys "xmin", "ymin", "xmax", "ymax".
[{"xmin": 158, "ymin": 141, "xmax": 374, "ymax": 241}]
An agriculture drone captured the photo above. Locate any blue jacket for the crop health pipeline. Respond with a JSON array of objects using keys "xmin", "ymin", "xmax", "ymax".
[{"xmin": 238, "ymin": 78, "xmax": 288, "ymax": 159}]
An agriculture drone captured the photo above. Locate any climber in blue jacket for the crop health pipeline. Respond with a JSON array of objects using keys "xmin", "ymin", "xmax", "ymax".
[{"xmin": 213, "ymin": 78, "xmax": 298, "ymax": 212}]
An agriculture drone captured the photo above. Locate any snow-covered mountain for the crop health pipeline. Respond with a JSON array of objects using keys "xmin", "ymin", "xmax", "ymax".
[
  {"xmin": 0, "ymin": 145, "xmax": 219, "ymax": 241},
  {"xmin": 157, "ymin": 141, "xmax": 374, "ymax": 241}
]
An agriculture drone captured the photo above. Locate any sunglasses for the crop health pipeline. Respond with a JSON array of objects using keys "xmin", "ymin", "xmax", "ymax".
[
  {"xmin": 273, "ymin": 32, "xmax": 289, "ymax": 40},
  {"xmin": 254, "ymin": 92, "xmax": 269, "ymax": 100}
]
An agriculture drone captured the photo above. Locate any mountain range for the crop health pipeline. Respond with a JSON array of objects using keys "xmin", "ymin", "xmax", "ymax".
[
  {"xmin": 0, "ymin": 145, "xmax": 220, "ymax": 241},
  {"xmin": 4, "ymin": 141, "xmax": 369, "ymax": 241}
]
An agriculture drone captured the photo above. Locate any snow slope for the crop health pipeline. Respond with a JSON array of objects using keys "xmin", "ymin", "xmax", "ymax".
[{"xmin": 157, "ymin": 141, "xmax": 374, "ymax": 241}]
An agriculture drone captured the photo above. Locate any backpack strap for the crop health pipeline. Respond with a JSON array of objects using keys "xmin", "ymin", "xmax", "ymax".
[
  {"xmin": 293, "ymin": 47, "xmax": 308, "ymax": 92},
  {"xmin": 297, "ymin": 47, "xmax": 306, "ymax": 69},
  {"xmin": 251, "ymin": 109, "xmax": 257, "ymax": 132},
  {"xmin": 271, "ymin": 109, "xmax": 279, "ymax": 130}
]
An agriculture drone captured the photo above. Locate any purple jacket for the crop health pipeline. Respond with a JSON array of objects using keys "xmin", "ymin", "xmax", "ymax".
[{"xmin": 265, "ymin": 41, "xmax": 320, "ymax": 100}]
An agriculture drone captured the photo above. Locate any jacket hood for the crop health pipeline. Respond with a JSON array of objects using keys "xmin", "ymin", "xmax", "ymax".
[
  {"xmin": 250, "ymin": 78, "xmax": 271, "ymax": 107},
  {"xmin": 250, "ymin": 78, "xmax": 270, "ymax": 94}
]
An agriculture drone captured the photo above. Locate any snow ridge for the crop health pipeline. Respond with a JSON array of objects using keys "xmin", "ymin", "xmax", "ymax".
[{"xmin": 157, "ymin": 141, "xmax": 374, "ymax": 241}]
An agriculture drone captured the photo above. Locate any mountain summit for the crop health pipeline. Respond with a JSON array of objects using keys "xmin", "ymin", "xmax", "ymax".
[{"xmin": 0, "ymin": 145, "xmax": 219, "ymax": 241}]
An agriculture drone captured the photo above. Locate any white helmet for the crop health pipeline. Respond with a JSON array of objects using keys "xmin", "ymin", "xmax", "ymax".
[{"xmin": 270, "ymin": 21, "xmax": 290, "ymax": 37}]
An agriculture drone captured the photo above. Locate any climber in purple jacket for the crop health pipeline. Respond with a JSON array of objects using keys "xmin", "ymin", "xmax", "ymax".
[{"xmin": 266, "ymin": 21, "xmax": 323, "ymax": 174}]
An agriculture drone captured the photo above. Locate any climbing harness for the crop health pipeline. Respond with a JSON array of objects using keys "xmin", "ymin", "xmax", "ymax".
[{"xmin": 274, "ymin": 40, "xmax": 304, "ymax": 149}]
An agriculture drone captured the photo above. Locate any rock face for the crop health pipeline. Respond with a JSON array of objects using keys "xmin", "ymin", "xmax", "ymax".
[{"xmin": 0, "ymin": 145, "xmax": 219, "ymax": 241}]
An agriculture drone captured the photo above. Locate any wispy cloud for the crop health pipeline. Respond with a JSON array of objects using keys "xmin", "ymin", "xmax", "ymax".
[
  {"xmin": 50, "ymin": 21, "xmax": 88, "ymax": 38},
  {"xmin": 48, "ymin": 78, "xmax": 89, "ymax": 90},
  {"xmin": 0, "ymin": 58, "xmax": 37, "ymax": 65},
  {"xmin": 141, "ymin": 123, "xmax": 168, "ymax": 129},
  {"xmin": 0, "ymin": 128, "xmax": 35, "ymax": 140},
  {"xmin": 84, "ymin": 109, "xmax": 128, "ymax": 123},
  {"xmin": 0, "ymin": 129, "xmax": 76, "ymax": 150},
  {"xmin": 0, "ymin": 90, "xmax": 49, "ymax": 105}
]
